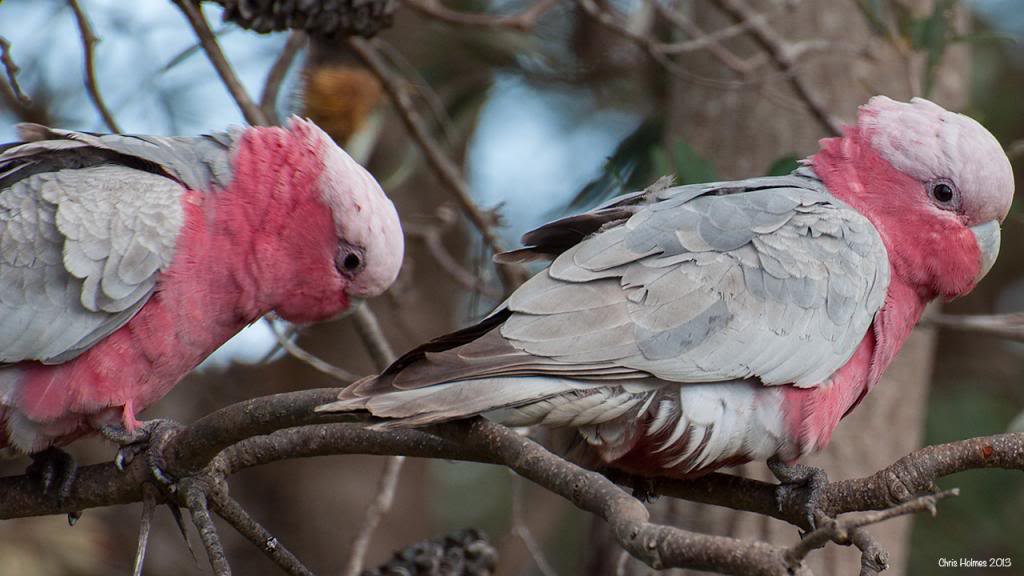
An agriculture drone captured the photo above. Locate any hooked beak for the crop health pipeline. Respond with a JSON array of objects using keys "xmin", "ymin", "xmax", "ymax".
[{"xmin": 969, "ymin": 220, "xmax": 1001, "ymax": 283}]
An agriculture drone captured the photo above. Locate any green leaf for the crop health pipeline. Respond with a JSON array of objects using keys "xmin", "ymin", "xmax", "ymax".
[
  {"xmin": 765, "ymin": 155, "xmax": 800, "ymax": 176},
  {"xmin": 566, "ymin": 117, "xmax": 664, "ymax": 210},
  {"xmin": 949, "ymin": 31, "xmax": 1018, "ymax": 46},
  {"xmin": 671, "ymin": 139, "xmax": 716, "ymax": 184},
  {"xmin": 854, "ymin": 0, "xmax": 890, "ymax": 37}
]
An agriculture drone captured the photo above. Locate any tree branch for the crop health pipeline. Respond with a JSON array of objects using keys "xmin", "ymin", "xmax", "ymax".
[
  {"xmin": 346, "ymin": 36, "xmax": 529, "ymax": 291},
  {"xmin": 0, "ymin": 35, "xmax": 30, "ymax": 106},
  {"xmin": 710, "ymin": 0, "xmax": 842, "ymax": 136},
  {"xmin": 2, "ymin": 384, "xmax": 1022, "ymax": 575},
  {"xmin": 926, "ymin": 312, "xmax": 1024, "ymax": 342},
  {"xmin": 260, "ymin": 31, "xmax": 306, "ymax": 125},
  {"xmin": 173, "ymin": 0, "xmax": 269, "ymax": 126},
  {"xmin": 403, "ymin": 0, "xmax": 560, "ymax": 31},
  {"xmin": 67, "ymin": 0, "xmax": 121, "ymax": 132}
]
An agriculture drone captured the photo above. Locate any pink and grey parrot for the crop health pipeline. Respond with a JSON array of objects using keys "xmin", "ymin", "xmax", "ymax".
[
  {"xmin": 0, "ymin": 119, "xmax": 404, "ymax": 467},
  {"xmin": 320, "ymin": 97, "xmax": 1014, "ymax": 501}
]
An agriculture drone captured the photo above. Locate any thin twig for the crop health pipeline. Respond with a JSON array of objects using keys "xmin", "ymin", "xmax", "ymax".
[
  {"xmin": 350, "ymin": 303, "xmax": 395, "ymax": 372},
  {"xmin": 67, "ymin": 0, "xmax": 121, "ymax": 132},
  {"xmin": 183, "ymin": 480, "xmax": 232, "ymax": 576},
  {"xmin": 343, "ymin": 455, "xmax": 406, "ymax": 576},
  {"xmin": 403, "ymin": 0, "xmax": 560, "ymax": 31},
  {"xmin": 208, "ymin": 491, "xmax": 315, "ymax": 576},
  {"xmin": 260, "ymin": 31, "xmax": 306, "ymax": 125},
  {"xmin": 0, "ymin": 36, "xmax": 30, "ymax": 106},
  {"xmin": 132, "ymin": 484, "xmax": 159, "ymax": 576},
  {"xmin": 344, "ymin": 303, "xmax": 402, "ymax": 576},
  {"xmin": 268, "ymin": 318, "xmax": 362, "ymax": 382},
  {"xmin": 511, "ymin": 473, "xmax": 558, "ymax": 576},
  {"xmin": 173, "ymin": 0, "xmax": 268, "ymax": 126},
  {"xmin": 711, "ymin": 0, "xmax": 843, "ymax": 136},
  {"xmin": 785, "ymin": 489, "xmax": 959, "ymax": 566},
  {"xmin": 926, "ymin": 312, "xmax": 1024, "ymax": 342},
  {"xmin": 346, "ymin": 36, "xmax": 529, "ymax": 291},
  {"xmin": 405, "ymin": 210, "xmax": 503, "ymax": 300}
]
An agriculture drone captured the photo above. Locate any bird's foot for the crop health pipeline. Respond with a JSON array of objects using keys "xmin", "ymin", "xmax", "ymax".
[
  {"xmin": 630, "ymin": 476, "xmax": 660, "ymax": 503},
  {"xmin": 101, "ymin": 418, "xmax": 183, "ymax": 487},
  {"xmin": 26, "ymin": 446, "xmax": 79, "ymax": 519},
  {"xmin": 768, "ymin": 457, "xmax": 828, "ymax": 531}
]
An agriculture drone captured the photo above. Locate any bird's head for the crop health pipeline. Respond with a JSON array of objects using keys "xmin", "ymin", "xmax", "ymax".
[
  {"xmin": 265, "ymin": 118, "xmax": 403, "ymax": 323},
  {"xmin": 811, "ymin": 96, "xmax": 1015, "ymax": 299}
]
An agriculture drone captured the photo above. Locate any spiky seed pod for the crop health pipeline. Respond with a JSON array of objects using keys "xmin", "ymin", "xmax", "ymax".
[
  {"xmin": 213, "ymin": 0, "xmax": 397, "ymax": 38},
  {"xmin": 301, "ymin": 63, "xmax": 382, "ymax": 145},
  {"xmin": 362, "ymin": 529, "xmax": 499, "ymax": 576}
]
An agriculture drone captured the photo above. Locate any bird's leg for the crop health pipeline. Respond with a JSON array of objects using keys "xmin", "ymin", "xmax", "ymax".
[
  {"xmin": 630, "ymin": 476, "xmax": 660, "ymax": 503},
  {"xmin": 26, "ymin": 446, "xmax": 79, "ymax": 511},
  {"xmin": 101, "ymin": 418, "xmax": 183, "ymax": 486},
  {"xmin": 768, "ymin": 456, "xmax": 829, "ymax": 531}
]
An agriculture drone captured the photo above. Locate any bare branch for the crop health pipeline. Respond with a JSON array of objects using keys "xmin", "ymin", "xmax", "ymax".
[
  {"xmin": 710, "ymin": 0, "xmax": 842, "ymax": 136},
  {"xmin": 67, "ymin": 0, "xmax": 121, "ymax": 132},
  {"xmin": 403, "ymin": 0, "xmax": 560, "ymax": 31},
  {"xmin": 405, "ymin": 209, "xmax": 504, "ymax": 300},
  {"xmin": 260, "ymin": 31, "xmax": 306, "ymax": 125},
  {"xmin": 351, "ymin": 303, "xmax": 396, "ymax": 372},
  {"xmin": 183, "ymin": 478, "xmax": 232, "ymax": 576},
  {"xmin": 346, "ymin": 36, "xmax": 530, "ymax": 290},
  {"xmin": 785, "ymin": 490, "xmax": 958, "ymax": 567},
  {"xmin": 208, "ymin": 491, "xmax": 315, "ymax": 576},
  {"xmin": 511, "ymin": 473, "xmax": 559, "ymax": 576},
  {"xmin": 1, "ymin": 382, "xmax": 1022, "ymax": 576},
  {"xmin": 343, "ymin": 455, "xmax": 406, "ymax": 576},
  {"xmin": 926, "ymin": 312, "xmax": 1024, "ymax": 342},
  {"xmin": 173, "ymin": 0, "xmax": 269, "ymax": 126},
  {"xmin": 268, "ymin": 317, "xmax": 362, "ymax": 383},
  {"xmin": 0, "ymin": 35, "xmax": 30, "ymax": 106}
]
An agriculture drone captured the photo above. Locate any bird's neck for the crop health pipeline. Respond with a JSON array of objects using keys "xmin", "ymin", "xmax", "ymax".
[
  {"xmin": 810, "ymin": 127, "xmax": 978, "ymax": 302},
  {"xmin": 168, "ymin": 126, "xmax": 335, "ymax": 332}
]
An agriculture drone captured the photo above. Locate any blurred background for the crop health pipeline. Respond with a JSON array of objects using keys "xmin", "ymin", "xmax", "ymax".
[{"xmin": 0, "ymin": 0, "xmax": 1022, "ymax": 575}]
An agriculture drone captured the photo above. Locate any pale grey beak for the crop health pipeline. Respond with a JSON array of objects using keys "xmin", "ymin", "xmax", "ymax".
[{"xmin": 970, "ymin": 220, "xmax": 1001, "ymax": 282}]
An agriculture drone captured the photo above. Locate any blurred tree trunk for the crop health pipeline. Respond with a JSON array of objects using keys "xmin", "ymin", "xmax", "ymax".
[{"xmin": 589, "ymin": 2, "xmax": 966, "ymax": 575}]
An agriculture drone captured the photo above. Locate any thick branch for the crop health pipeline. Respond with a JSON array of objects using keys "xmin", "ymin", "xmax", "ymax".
[{"xmin": 2, "ymin": 383, "xmax": 1022, "ymax": 575}]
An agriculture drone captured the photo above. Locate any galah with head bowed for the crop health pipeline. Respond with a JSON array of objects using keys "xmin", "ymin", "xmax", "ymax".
[
  {"xmin": 320, "ymin": 96, "xmax": 1014, "ymax": 509},
  {"xmin": 0, "ymin": 118, "xmax": 404, "ymax": 469}
]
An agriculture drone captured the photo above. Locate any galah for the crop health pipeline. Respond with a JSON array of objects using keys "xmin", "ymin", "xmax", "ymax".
[
  {"xmin": 320, "ymin": 97, "xmax": 1014, "ymax": 496},
  {"xmin": 0, "ymin": 118, "xmax": 404, "ymax": 464}
]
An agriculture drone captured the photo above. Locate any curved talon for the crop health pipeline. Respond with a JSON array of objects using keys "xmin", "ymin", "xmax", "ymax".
[
  {"xmin": 768, "ymin": 457, "xmax": 829, "ymax": 531},
  {"xmin": 103, "ymin": 418, "xmax": 184, "ymax": 486},
  {"xmin": 27, "ymin": 446, "xmax": 79, "ymax": 507}
]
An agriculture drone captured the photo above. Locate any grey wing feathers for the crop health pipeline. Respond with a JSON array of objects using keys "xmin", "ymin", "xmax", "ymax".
[
  {"xmin": 326, "ymin": 173, "xmax": 889, "ymax": 425},
  {"xmin": 0, "ymin": 124, "xmax": 235, "ymax": 364},
  {"xmin": 501, "ymin": 174, "xmax": 890, "ymax": 387}
]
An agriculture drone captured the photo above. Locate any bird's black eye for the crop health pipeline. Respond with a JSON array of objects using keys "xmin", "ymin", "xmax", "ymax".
[
  {"xmin": 337, "ymin": 243, "xmax": 365, "ymax": 276},
  {"xmin": 342, "ymin": 253, "xmax": 361, "ymax": 271},
  {"xmin": 928, "ymin": 179, "xmax": 961, "ymax": 211}
]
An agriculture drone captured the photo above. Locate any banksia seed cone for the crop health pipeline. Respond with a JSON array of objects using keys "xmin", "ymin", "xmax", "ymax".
[
  {"xmin": 214, "ymin": 0, "xmax": 397, "ymax": 38},
  {"xmin": 362, "ymin": 529, "xmax": 499, "ymax": 576},
  {"xmin": 301, "ymin": 63, "xmax": 383, "ymax": 144}
]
